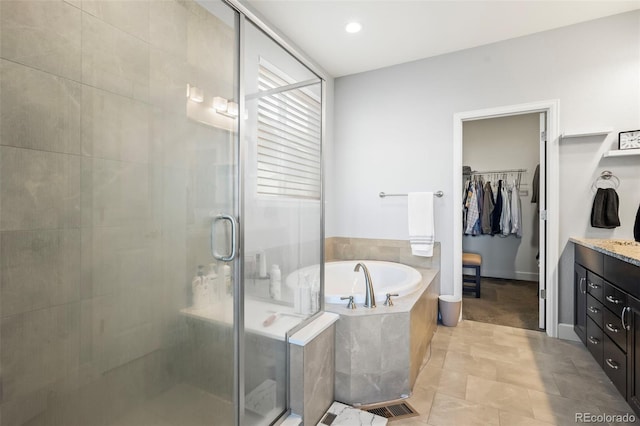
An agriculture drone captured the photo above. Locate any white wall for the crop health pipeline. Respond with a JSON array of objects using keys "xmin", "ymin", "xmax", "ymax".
[
  {"xmin": 329, "ymin": 11, "xmax": 640, "ymax": 324},
  {"xmin": 462, "ymin": 114, "xmax": 540, "ymax": 281}
]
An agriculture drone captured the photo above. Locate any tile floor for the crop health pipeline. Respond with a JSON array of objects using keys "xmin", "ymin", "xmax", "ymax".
[{"xmin": 393, "ymin": 320, "xmax": 639, "ymax": 426}]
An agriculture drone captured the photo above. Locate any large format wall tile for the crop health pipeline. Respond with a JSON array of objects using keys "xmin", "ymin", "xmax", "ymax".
[
  {"xmin": 1, "ymin": 303, "xmax": 80, "ymax": 401},
  {"xmin": 81, "ymin": 85, "xmax": 152, "ymax": 163},
  {"xmin": 81, "ymin": 157, "xmax": 162, "ymax": 229},
  {"xmin": 149, "ymin": 0, "xmax": 188, "ymax": 58},
  {"xmin": 82, "ymin": 0, "xmax": 150, "ymax": 43},
  {"xmin": 0, "ymin": 0, "xmax": 81, "ymax": 81},
  {"xmin": 82, "ymin": 12, "xmax": 150, "ymax": 102},
  {"xmin": 1, "ymin": 60, "xmax": 81, "ymax": 155},
  {"xmin": 0, "ymin": 146, "xmax": 81, "ymax": 231},
  {"xmin": 1, "ymin": 229, "xmax": 81, "ymax": 318}
]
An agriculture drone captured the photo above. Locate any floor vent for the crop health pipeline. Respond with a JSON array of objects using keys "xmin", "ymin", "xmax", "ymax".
[{"xmin": 362, "ymin": 401, "xmax": 418, "ymax": 421}]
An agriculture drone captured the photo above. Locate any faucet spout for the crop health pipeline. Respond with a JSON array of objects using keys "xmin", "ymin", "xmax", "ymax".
[{"xmin": 354, "ymin": 262, "xmax": 376, "ymax": 308}]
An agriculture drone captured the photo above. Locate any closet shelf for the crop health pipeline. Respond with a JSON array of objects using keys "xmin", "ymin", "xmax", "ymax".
[
  {"xmin": 603, "ymin": 149, "xmax": 640, "ymax": 158},
  {"xmin": 560, "ymin": 129, "xmax": 612, "ymax": 139}
]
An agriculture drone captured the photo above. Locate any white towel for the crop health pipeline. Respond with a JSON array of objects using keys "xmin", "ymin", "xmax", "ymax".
[{"xmin": 408, "ymin": 192, "xmax": 434, "ymax": 257}]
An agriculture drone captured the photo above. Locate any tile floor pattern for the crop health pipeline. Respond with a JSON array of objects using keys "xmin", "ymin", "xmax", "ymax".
[{"xmin": 392, "ymin": 321, "xmax": 639, "ymax": 426}]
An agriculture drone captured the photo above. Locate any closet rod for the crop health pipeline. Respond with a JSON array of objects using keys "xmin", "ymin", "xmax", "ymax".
[
  {"xmin": 465, "ymin": 168, "xmax": 527, "ymax": 175},
  {"xmin": 379, "ymin": 191, "xmax": 444, "ymax": 198}
]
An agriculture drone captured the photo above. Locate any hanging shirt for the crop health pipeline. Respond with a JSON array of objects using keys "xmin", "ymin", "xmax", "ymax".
[
  {"xmin": 481, "ymin": 182, "xmax": 495, "ymax": 234},
  {"xmin": 472, "ymin": 182, "xmax": 483, "ymax": 235},
  {"xmin": 465, "ymin": 183, "xmax": 480, "ymax": 235},
  {"xmin": 500, "ymin": 183, "xmax": 511, "ymax": 236},
  {"xmin": 510, "ymin": 182, "xmax": 522, "ymax": 237},
  {"xmin": 491, "ymin": 180, "xmax": 503, "ymax": 235}
]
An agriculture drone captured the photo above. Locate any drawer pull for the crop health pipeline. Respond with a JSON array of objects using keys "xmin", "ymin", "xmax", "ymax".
[
  {"xmin": 605, "ymin": 359, "xmax": 620, "ymax": 370},
  {"xmin": 589, "ymin": 282, "xmax": 600, "ymax": 289},
  {"xmin": 580, "ymin": 278, "xmax": 586, "ymax": 294},
  {"xmin": 606, "ymin": 323, "xmax": 620, "ymax": 333},
  {"xmin": 588, "ymin": 306, "xmax": 600, "ymax": 314},
  {"xmin": 588, "ymin": 336, "xmax": 600, "ymax": 345},
  {"xmin": 622, "ymin": 306, "xmax": 631, "ymax": 331},
  {"xmin": 606, "ymin": 295, "xmax": 623, "ymax": 305}
]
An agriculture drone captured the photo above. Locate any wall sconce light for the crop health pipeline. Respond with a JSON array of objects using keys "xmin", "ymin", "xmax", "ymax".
[
  {"xmin": 186, "ymin": 84, "xmax": 204, "ymax": 103},
  {"xmin": 213, "ymin": 96, "xmax": 238, "ymax": 118}
]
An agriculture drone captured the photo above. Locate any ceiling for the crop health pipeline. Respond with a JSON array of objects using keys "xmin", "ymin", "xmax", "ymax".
[{"xmin": 245, "ymin": 0, "xmax": 640, "ymax": 78}]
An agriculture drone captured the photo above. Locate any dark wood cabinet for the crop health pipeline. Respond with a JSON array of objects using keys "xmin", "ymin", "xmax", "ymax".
[
  {"xmin": 575, "ymin": 264, "xmax": 587, "ymax": 344},
  {"xmin": 574, "ymin": 243, "xmax": 640, "ymax": 415}
]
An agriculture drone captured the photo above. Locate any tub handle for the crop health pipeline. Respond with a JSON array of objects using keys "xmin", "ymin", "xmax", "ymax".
[
  {"xmin": 340, "ymin": 296, "xmax": 356, "ymax": 309},
  {"xmin": 384, "ymin": 293, "xmax": 399, "ymax": 307}
]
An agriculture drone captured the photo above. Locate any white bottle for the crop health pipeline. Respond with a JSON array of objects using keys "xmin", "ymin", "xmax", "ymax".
[
  {"xmin": 269, "ymin": 264, "xmax": 281, "ymax": 300},
  {"xmin": 258, "ymin": 250, "xmax": 268, "ymax": 278},
  {"xmin": 299, "ymin": 274, "xmax": 311, "ymax": 315},
  {"xmin": 206, "ymin": 263, "xmax": 218, "ymax": 304},
  {"xmin": 310, "ymin": 274, "xmax": 319, "ymax": 313},
  {"xmin": 222, "ymin": 264, "xmax": 231, "ymax": 296},
  {"xmin": 192, "ymin": 265, "xmax": 209, "ymax": 309}
]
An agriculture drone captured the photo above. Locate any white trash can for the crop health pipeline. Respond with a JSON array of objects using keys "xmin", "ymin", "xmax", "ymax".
[{"xmin": 439, "ymin": 295, "xmax": 462, "ymax": 327}]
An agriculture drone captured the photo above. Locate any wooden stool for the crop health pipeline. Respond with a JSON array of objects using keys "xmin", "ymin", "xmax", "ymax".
[{"xmin": 462, "ymin": 252, "xmax": 482, "ymax": 298}]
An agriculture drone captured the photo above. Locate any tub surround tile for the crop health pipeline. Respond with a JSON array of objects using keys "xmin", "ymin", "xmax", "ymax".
[
  {"xmin": 1, "ymin": 0, "xmax": 81, "ymax": 81},
  {"xmin": 332, "ymin": 275, "xmax": 439, "ymax": 404},
  {"xmin": 290, "ymin": 322, "xmax": 335, "ymax": 425},
  {"xmin": 149, "ymin": 0, "xmax": 188, "ymax": 58},
  {"xmin": 1, "ymin": 60, "xmax": 82, "ymax": 155},
  {"xmin": 319, "ymin": 402, "xmax": 387, "ymax": 426}
]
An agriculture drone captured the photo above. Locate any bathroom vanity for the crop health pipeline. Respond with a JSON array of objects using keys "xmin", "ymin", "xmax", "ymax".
[{"xmin": 572, "ymin": 238, "xmax": 640, "ymax": 415}]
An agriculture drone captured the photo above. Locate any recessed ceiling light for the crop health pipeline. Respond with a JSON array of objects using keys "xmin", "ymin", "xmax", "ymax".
[{"xmin": 345, "ymin": 22, "xmax": 362, "ymax": 34}]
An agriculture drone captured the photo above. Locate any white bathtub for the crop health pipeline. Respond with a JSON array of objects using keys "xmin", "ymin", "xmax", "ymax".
[{"xmin": 286, "ymin": 260, "xmax": 422, "ymax": 304}]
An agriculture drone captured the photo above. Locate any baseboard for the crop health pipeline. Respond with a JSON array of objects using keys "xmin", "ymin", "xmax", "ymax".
[{"xmin": 557, "ymin": 323, "xmax": 580, "ymax": 342}]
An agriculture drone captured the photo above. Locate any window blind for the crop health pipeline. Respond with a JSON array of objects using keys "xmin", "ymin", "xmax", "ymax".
[{"xmin": 257, "ymin": 60, "xmax": 321, "ymax": 199}]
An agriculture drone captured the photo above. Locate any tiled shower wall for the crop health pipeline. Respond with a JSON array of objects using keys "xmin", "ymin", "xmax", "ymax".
[{"xmin": 0, "ymin": 1, "xmax": 236, "ymax": 425}]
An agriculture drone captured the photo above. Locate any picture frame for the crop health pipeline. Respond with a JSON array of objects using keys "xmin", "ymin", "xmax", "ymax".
[{"xmin": 619, "ymin": 130, "xmax": 640, "ymax": 150}]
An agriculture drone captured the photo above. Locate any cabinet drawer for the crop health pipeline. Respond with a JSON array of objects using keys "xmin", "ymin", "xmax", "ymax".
[
  {"xmin": 604, "ymin": 282, "xmax": 628, "ymax": 314},
  {"xmin": 586, "ymin": 316, "xmax": 604, "ymax": 366},
  {"xmin": 575, "ymin": 245, "xmax": 604, "ymax": 276},
  {"xmin": 604, "ymin": 335, "xmax": 627, "ymax": 399},
  {"xmin": 586, "ymin": 272, "xmax": 604, "ymax": 303},
  {"xmin": 586, "ymin": 294, "xmax": 604, "ymax": 327},
  {"xmin": 603, "ymin": 307, "xmax": 627, "ymax": 352}
]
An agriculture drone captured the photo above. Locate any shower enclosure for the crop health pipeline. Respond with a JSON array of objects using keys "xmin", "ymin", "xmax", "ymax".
[{"xmin": 0, "ymin": 0, "xmax": 324, "ymax": 425}]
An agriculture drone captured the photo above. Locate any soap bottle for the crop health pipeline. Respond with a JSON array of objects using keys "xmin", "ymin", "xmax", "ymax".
[
  {"xmin": 206, "ymin": 263, "xmax": 218, "ymax": 304},
  {"xmin": 299, "ymin": 273, "xmax": 311, "ymax": 315},
  {"xmin": 269, "ymin": 264, "xmax": 281, "ymax": 300},
  {"xmin": 192, "ymin": 265, "xmax": 208, "ymax": 308}
]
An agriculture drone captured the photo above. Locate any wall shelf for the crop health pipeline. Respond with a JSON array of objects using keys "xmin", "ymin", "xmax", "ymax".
[
  {"xmin": 560, "ymin": 129, "xmax": 612, "ymax": 139},
  {"xmin": 603, "ymin": 149, "xmax": 640, "ymax": 158}
]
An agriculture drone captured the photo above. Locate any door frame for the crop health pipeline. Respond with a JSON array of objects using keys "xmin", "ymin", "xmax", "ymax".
[{"xmin": 452, "ymin": 99, "xmax": 560, "ymax": 338}]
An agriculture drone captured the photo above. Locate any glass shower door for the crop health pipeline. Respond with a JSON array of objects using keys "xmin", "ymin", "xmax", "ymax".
[
  {"xmin": 241, "ymin": 20, "xmax": 323, "ymax": 426},
  {"xmin": 0, "ymin": 0, "xmax": 241, "ymax": 425}
]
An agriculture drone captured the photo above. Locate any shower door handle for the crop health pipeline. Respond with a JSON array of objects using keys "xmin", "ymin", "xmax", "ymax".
[{"xmin": 211, "ymin": 214, "xmax": 238, "ymax": 262}]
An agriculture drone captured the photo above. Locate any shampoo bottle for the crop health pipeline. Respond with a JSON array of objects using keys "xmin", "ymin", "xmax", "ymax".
[
  {"xmin": 206, "ymin": 263, "xmax": 218, "ymax": 304},
  {"xmin": 269, "ymin": 264, "xmax": 281, "ymax": 300},
  {"xmin": 192, "ymin": 265, "xmax": 208, "ymax": 308}
]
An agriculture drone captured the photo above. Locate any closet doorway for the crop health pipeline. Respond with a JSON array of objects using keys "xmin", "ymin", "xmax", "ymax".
[
  {"xmin": 452, "ymin": 100, "xmax": 559, "ymax": 336},
  {"xmin": 461, "ymin": 113, "xmax": 543, "ymax": 331}
]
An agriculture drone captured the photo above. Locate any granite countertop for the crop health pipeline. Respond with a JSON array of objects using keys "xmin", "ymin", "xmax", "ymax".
[{"xmin": 570, "ymin": 237, "xmax": 640, "ymax": 267}]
